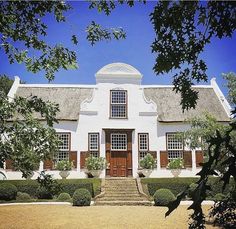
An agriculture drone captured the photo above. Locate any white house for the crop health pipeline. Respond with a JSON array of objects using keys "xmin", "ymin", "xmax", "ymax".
[{"xmin": 2, "ymin": 63, "xmax": 231, "ymax": 180}]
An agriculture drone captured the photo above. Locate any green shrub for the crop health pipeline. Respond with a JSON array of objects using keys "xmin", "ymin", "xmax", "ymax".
[
  {"xmin": 59, "ymin": 179, "xmax": 95, "ymax": 197},
  {"xmin": 153, "ymin": 188, "xmax": 176, "ymax": 206},
  {"xmin": 188, "ymin": 183, "xmax": 198, "ymax": 199},
  {"xmin": 85, "ymin": 156, "xmax": 106, "ymax": 170},
  {"xmin": 57, "ymin": 192, "xmax": 71, "ymax": 201},
  {"xmin": 36, "ymin": 187, "xmax": 53, "ymax": 199},
  {"xmin": 214, "ymin": 193, "xmax": 227, "ymax": 202},
  {"xmin": 73, "ymin": 188, "xmax": 91, "ymax": 206},
  {"xmin": 139, "ymin": 153, "xmax": 156, "ymax": 169},
  {"xmin": 167, "ymin": 158, "xmax": 184, "ymax": 169},
  {"xmin": 142, "ymin": 177, "xmax": 234, "ymax": 199},
  {"xmin": 16, "ymin": 192, "xmax": 31, "ymax": 201},
  {"xmin": 55, "ymin": 160, "xmax": 74, "ymax": 171},
  {"xmin": 0, "ymin": 178, "xmax": 101, "ymax": 198},
  {"xmin": 0, "ymin": 183, "xmax": 17, "ymax": 200},
  {"xmin": 0, "ymin": 180, "xmax": 39, "ymax": 197}
]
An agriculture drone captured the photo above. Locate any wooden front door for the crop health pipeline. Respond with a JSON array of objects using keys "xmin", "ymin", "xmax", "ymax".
[
  {"xmin": 110, "ymin": 151, "xmax": 127, "ymax": 177},
  {"xmin": 105, "ymin": 129, "xmax": 133, "ymax": 177}
]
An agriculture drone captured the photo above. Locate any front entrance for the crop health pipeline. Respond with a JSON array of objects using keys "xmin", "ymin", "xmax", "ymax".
[
  {"xmin": 110, "ymin": 151, "xmax": 127, "ymax": 177},
  {"xmin": 104, "ymin": 129, "xmax": 133, "ymax": 177}
]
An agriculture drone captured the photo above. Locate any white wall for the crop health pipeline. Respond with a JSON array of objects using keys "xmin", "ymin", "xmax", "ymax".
[{"xmin": 4, "ymin": 82, "xmax": 201, "ymax": 179}]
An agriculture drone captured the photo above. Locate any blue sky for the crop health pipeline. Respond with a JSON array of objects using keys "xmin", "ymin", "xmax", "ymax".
[{"xmin": 0, "ymin": 1, "xmax": 235, "ymax": 96}]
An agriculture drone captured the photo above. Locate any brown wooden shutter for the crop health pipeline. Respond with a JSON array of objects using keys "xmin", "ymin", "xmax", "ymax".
[
  {"xmin": 69, "ymin": 151, "xmax": 77, "ymax": 168},
  {"xmin": 196, "ymin": 150, "xmax": 203, "ymax": 167},
  {"xmin": 80, "ymin": 151, "xmax": 90, "ymax": 169},
  {"xmin": 149, "ymin": 151, "xmax": 157, "ymax": 160},
  {"xmin": 43, "ymin": 159, "xmax": 53, "ymax": 170},
  {"xmin": 160, "ymin": 151, "xmax": 168, "ymax": 168},
  {"xmin": 5, "ymin": 159, "xmax": 14, "ymax": 170},
  {"xmin": 183, "ymin": 151, "xmax": 192, "ymax": 168}
]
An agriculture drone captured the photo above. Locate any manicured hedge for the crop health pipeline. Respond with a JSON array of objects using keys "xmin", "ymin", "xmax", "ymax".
[
  {"xmin": 0, "ymin": 178, "xmax": 101, "ymax": 198},
  {"xmin": 141, "ymin": 177, "xmax": 234, "ymax": 199}
]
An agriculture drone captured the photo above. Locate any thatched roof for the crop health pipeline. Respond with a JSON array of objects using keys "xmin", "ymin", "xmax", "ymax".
[
  {"xmin": 15, "ymin": 87, "xmax": 93, "ymax": 120},
  {"xmin": 144, "ymin": 87, "xmax": 230, "ymax": 122}
]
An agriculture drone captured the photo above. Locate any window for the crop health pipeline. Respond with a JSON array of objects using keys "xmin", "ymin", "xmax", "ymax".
[
  {"xmin": 88, "ymin": 133, "xmax": 99, "ymax": 157},
  {"xmin": 167, "ymin": 133, "xmax": 183, "ymax": 160},
  {"xmin": 54, "ymin": 133, "xmax": 70, "ymax": 163},
  {"xmin": 110, "ymin": 90, "xmax": 127, "ymax": 118},
  {"xmin": 138, "ymin": 133, "xmax": 149, "ymax": 160},
  {"xmin": 111, "ymin": 133, "xmax": 127, "ymax": 150}
]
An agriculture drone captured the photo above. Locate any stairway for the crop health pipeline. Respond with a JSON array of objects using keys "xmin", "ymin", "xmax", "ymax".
[{"xmin": 95, "ymin": 178, "xmax": 152, "ymax": 206}]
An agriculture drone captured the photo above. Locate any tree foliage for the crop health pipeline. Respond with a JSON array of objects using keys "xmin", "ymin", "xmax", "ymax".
[
  {"xmin": 223, "ymin": 72, "xmax": 236, "ymax": 107},
  {"xmin": 151, "ymin": 1, "xmax": 236, "ymax": 110},
  {"xmin": 0, "ymin": 75, "xmax": 14, "ymax": 96},
  {"xmin": 0, "ymin": 92, "xmax": 60, "ymax": 177}
]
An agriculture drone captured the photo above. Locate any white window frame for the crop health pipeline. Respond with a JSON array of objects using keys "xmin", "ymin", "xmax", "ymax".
[
  {"xmin": 167, "ymin": 133, "xmax": 184, "ymax": 160},
  {"xmin": 88, "ymin": 133, "xmax": 99, "ymax": 157},
  {"xmin": 54, "ymin": 133, "xmax": 70, "ymax": 163},
  {"xmin": 110, "ymin": 90, "xmax": 127, "ymax": 118},
  {"xmin": 111, "ymin": 133, "xmax": 127, "ymax": 151},
  {"xmin": 138, "ymin": 133, "xmax": 149, "ymax": 161}
]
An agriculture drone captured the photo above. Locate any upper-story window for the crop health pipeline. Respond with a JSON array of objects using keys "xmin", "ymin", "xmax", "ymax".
[
  {"xmin": 110, "ymin": 90, "xmax": 127, "ymax": 118},
  {"xmin": 88, "ymin": 133, "xmax": 99, "ymax": 157},
  {"xmin": 54, "ymin": 133, "xmax": 70, "ymax": 163},
  {"xmin": 166, "ymin": 133, "xmax": 184, "ymax": 160}
]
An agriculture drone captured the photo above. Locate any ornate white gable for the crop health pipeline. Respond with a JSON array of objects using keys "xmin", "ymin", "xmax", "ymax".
[{"xmin": 95, "ymin": 63, "xmax": 142, "ymax": 84}]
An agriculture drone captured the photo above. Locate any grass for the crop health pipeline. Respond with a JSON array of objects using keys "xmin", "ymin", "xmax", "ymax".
[{"xmin": 0, "ymin": 205, "xmax": 216, "ymax": 229}]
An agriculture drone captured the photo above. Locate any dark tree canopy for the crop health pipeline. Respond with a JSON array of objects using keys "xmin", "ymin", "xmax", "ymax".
[
  {"xmin": 0, "ymin": 75, "xmax": 14, "ymax": 96},
  {"xmin": 151, "ymin": 1, "xmax": 236, "ymax": 110}
]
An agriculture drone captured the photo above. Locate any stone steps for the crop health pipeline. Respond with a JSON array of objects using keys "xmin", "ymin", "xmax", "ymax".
[
  {"xmin": 95, "ymin": 178, "xmax": 152, "ymax": 206},
  {"xmin": 95, "ymin": 200, "xmax": 152, "ymax": 206}
]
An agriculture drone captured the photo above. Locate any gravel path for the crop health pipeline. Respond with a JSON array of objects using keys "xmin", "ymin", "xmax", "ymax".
[{"xmin": 0, "ymin": 205, "xmax": 216, "ymax": 229}]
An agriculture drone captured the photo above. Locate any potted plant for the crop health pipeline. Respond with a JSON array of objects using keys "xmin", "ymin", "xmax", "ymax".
[
  {"xmin": 85, "ymin": 156, "xmax": 106, "ymax": 178},
  {"xmin": 167, "ymin": 158, "xmax": 184, "ymax": 177},
  {"xmin": 139, "ymin": 153, "xmax": 156, "ymax": 177},
  {"xmin": 56, "ymin": 160, "xmax": 74, "ymax": 179}
]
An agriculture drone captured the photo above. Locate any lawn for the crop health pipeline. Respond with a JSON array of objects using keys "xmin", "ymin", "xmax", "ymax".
[{"xmin": 0, "ymin": 205, "xmax": 216, "ymax": 229}]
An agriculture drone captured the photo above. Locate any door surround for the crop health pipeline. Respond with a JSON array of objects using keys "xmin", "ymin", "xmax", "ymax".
[{"xmin": 103, "ymin": 128, "xmax": 134, "ymax": 177}]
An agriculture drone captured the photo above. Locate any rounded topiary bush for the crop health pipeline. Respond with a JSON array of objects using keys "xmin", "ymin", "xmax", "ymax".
[
  {"xmin": 0, "ymin": 183, "xmax": 17, "ymax": 200},
  {"xmin": 72, "ymin": 188, "xmax": 91, "ymax": 206},
  {"xmin": 16, "ymin": 192, "xmax": 31, "ymax": 201},
  {"xmin": 36, "ymin": 187, "xmax": 53, "ymax": 199},
  {"xmin": 153, "ymin": 188, "xmax": 176, "ymax": 206},
  {"xmin": 214, "ymin": 193, "xmax": 226, "ymax": 202},
  {"xmin": 57, "ymin": 192, "xmax": 71, "ymax": 202},
  {"xmin": 188, "ymin": 183, "xmax": 198, "ymax": 199}
]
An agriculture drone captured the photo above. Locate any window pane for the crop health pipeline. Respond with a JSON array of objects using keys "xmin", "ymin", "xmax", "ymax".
[
  {"xmin": 139, "ymin": 134, "xmax": 148, "ymax": 151},
  {"xmin": 168, "ymin": 151, "xmax": 183, "ymax": 159},
  {"xmin": 167, "ymin": 133, "xmax": 183, "ymax": 159},
  {"xmin": 111, "ymin": 105, "xmax": 126, "ymax": 118},
  {"xmin": 111, "ymin": 91, "xmax": 126, "ymax": 104},
  {"xmin": 167, "ymin": 134, "xmax": 183, "ymax": 150},
  {"xmin": 139, "ymin": 151, "xmax": 148, "ymax": 160},
  {"xmin": 111, "ymin": 133, "xmax": 127, "ymax": 150},
  {"xmin": 89, "ymin": 133, "xmax": 99, "ymax": 151},
  {"xmin": 57, "ymin": 133, "xmax": 70, "ymax": 151},
  {"xmin": 54, "ymin": 151, "xmax": 69, "ymax": 162},
  {"xmin": 110, "ymin": 90, "xmax": 127, "ymax": 118}
]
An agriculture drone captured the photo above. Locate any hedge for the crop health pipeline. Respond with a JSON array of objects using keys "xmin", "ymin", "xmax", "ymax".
[
  {"xmin": 141, "ymin": 177, "xmax": 234, "ymax": 199},
  {"xmin": 0, "ymin": 178, "xmax": 101, "ymax": 198}
]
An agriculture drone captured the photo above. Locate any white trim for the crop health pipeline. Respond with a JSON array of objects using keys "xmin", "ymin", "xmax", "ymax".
[
  {"xmin": 7, "ymin": 76, "xmax": 20, "ymax": 101},
  {"xmin": 139, "ymin": 112, "xmax": 158, "ymax": 116},
  {"xmin": 19, "ymin": 84, "xmax": 96, "ymax": 89},
  {"xmin": 211, "ymin": 78, "xmax": 231, "ymax": 117},
  {"xmin": 140, "ymin": 85, "xmax": 213, "ymax": 89}
]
